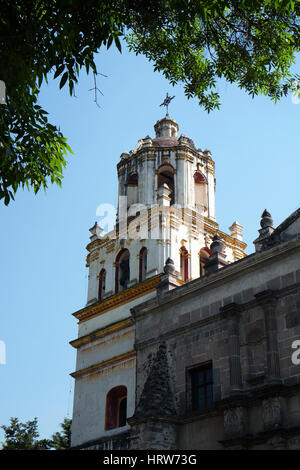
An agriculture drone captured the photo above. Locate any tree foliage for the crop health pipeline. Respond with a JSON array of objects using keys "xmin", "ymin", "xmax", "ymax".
[
  {"xmin": 127, "ymin": 1, "xmax": 300, "ymax": 109},
  {"xmin": 50, "ymin": 417, "xmax": 72, "ymax": 450},
  {"xmin": 1, "ymin": 417, "xmax": 72, "ymax": 450},
  {"xmin": 1, "ymin": 1, "xmax": 299, "ymax": 205},
  {"xmin": 1, "ymin": 417, "xmax": 51, "ymax": 450}
]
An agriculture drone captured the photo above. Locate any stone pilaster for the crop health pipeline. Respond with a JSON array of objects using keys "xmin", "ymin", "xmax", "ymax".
[
  {"xmin": 157, "ymin": 183, "xmax": 171, "ymax": 207},
  {"xmin": 221, "ymin": 303, "xmax": 243, "ymax": 393},
  {"xmin": 255, "ymin": 290, "xmax": 281, "ymax": 384}
]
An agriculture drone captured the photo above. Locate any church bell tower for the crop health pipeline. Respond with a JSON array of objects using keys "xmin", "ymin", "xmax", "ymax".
[{"xmin": 70, "ymin": 114, "xmax": 246, "ymax": 449}]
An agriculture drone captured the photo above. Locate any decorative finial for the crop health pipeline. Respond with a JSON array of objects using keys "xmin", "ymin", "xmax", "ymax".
[
  {"xmin": 160, "ymin": 93, "xmax": 175, "ymax": 116},
  {"xmin": 163, "ymin": 258, "xmax": 175, "ymax": 275},
  {"xmin": 260, "ymin": 209, "xmax": 273, "ymax": 229},
  {"xmin": 253, "ymin": 209, "xmax": 274, "ymax": 252},
  {"xmin": 204, "ymin": 233, "xmax": 228, "ymax": 275},
  {"xmin": 210, "ymin": 233, "xmax": 225, "ymax": 255}
]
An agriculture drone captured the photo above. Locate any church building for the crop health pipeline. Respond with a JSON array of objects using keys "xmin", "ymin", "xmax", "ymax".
[{"xmin": 70, "ymin": 114, "xmax": 300, "ymax": 450}]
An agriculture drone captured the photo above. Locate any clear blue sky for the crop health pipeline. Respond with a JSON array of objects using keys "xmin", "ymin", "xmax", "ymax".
[{"xmin": 0, "ymin": 42, "xmax": 299, "ymax": 442}]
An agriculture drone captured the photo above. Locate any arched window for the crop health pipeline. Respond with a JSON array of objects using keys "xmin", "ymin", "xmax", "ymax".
[
  {"xmin": 115, "ymin": 249, "xmax": 130, "ymax": 293},
  {"xmin": 105, "ymin": 386, "xmax": 127, "ymax": 431},
  {"xmin": 127, "ymin": 173, "xmax": 138, "ymax": 208},
  {"xmin": 157, "ymin": 164, "xmax": 175, "ymax": 205},
  {"xmin": 199, "ymin": 247, "xmax": 211, "ymax": 277},
  {"xmin": 139, "ymin": 247, "xmax": 147, "ymax": 282},
  {"xmin": 194, "ymin": 171, "xmax": 208, "ymax": 212},
  {"xmin": 98, "ymin": 268, "xmax": 106, "ymax": 301},
  {"xmin": 180, "ymin": 246, "xmax": 189, "ymax": 282}
]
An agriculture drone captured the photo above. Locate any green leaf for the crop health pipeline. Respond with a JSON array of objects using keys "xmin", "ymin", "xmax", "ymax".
[
  {"xmin": 1, "ymin": 0, "xmax": 299, "ymax": 205},
  {"xmin": 54, "ymin": 65, "xmax": 65, "ymax": 79},
  {"xmin": 59, "ymin": 72, "xmax": 68, "ymax": 89},
  {"xmin": 107, "ymin": 35, "xmax": 113, "ymax": 50},
  {"xmin": 115, "ymin": 35, "xmax": 122, "ymax": 53},
  {"xmin": 4, "ymin": 194, "xmax": 10, "ymax": 206}
]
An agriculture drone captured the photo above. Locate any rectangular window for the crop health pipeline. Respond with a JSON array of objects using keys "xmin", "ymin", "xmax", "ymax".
[{"xmin": 190, "ymin": 362, "xmax": 213, "ymax": 411}]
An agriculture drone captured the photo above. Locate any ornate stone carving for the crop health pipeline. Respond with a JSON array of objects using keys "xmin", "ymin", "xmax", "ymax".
[
  {"xmin": 224, "ymin": 406, "xmax": 248, "ymax": 438},
  {"xmin": 262, "ymin": 397, "xmax": 282, "ymax": 430},
  {"xmin": 268, "ymin": 436, "xmax": 287, "ymax": 450}
]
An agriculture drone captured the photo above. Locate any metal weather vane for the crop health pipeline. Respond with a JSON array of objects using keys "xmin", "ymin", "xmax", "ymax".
[{"xmin": 160, "ymin": 92, "xmax": 175, "ymax": 116}]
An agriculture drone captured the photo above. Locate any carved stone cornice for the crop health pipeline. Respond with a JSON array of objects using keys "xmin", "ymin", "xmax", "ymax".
[
  {"xmin": 220, "ymin": 303, "xmax": 242, "ymax": 320},
  {"xmin": 128, "ymin": 414, "xmax": 179, "ymax": 426},
  {"xmin": 219, "ymin": 425, "xmax": 300, "ymax": 449},
  {"xmin": 207, "ymin": 162, "xmax": 215, "ymax": 174},
  {"xmin": 73, "ymin": 274, "xmax": 162, "ymax": 323},
  {"xmin": 70, "ymin": 317, "xmax": 134, "ymax": 349},
  {"xmin": 70, "ymin": 350, "xmax": 136, "ymax": 379},
  {"xmin": 255, "ymin": 289, "xmax": 279, "ymax": 306},
  {"xmin": 86, "ymin": 236, "xmax": 114, "ymax": 254},
  {"xmin": 131, "ymin": 239, "xmax": 300, "ymax": 320},
  {"xmin": 217, "ymin": 229, "xmax": 247, "ymax": 253},
  {"xmin": 89, "ymin": 250, "xmax": 100, "ymax": 262},
  {"xmin": 217, "ymin": 382, "xmax": 300, "ymax": 410}
]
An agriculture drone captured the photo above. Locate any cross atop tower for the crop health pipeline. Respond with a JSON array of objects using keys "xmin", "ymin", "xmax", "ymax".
[{"xmin": 160, "ymin": 92, "xmax": 175, "ymax": 116}]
